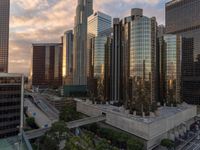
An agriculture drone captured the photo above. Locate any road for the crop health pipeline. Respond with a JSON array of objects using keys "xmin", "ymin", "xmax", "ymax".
[
  {"xmin": 183, "ymin": 139, "xmax": 200, "ymax": 150},
  {"xmin": 25, "ymin": 98, "xmax": 53, "ymax": 128},
  {"xmin": 30, "ymin": 93, "xmax": 59, "ymax": 121},
  {"xmin": 26, "ymin": 115, "xmax": 106, "ymax": 139}
]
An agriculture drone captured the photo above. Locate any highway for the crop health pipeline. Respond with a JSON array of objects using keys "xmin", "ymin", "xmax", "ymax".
[
  {"xmin": 67, "ymin": 115, "xmax": 106, "ymax": 129},
  {"xmin": 25, "ymin": 98, "xmax": 54, "ymax": 128},
  {"xmin": 26, "ymin": 128, "xmax": 50, "ymax": 139},
  {"xmin": 26, "ymin": 115, "xmax": 106, "ymax": 139},
  {"xmin": 30, "ymin": 93, "xmax": 59, "ymax": 121}
]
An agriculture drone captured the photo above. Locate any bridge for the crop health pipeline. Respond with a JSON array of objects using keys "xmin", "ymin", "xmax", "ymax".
[
  {"xmin": 26, "ymin": 127, "xmax": 50, "ymax": 140},
  {"xmin": 26, "ymin": 115, "xmax": 106, "ymax": 140}
]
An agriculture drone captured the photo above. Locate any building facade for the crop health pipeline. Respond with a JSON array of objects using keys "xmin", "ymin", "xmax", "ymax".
[
  {"xmin": 162, "ymin": 35, "xmax": 181, "ymax": 104},
  {"xmin": 63, "ymin": 30, "xmax": 73, "ymax": 84},
  {"xmin": 87, "ymin": 11, "xmax": 112, "ymax": 78},
  {"xmin": 166, "ymin": 0, "xmax": 200, "ymax": 104},
  {"xmin": 32, "ymin": 43, "xmax": 63, "ymax": 88},
  {"xmin": 129, "ymin": 9, "xmax": 157, "ymax": 114},
  {"xmin": 0, "ymin": 73, "xmax": 24, "ymax": 138},
  {"xmin": 0, "ymin": 0, "xmax": 10, "ymax": 73},
  {"xmin": 111, "ymin": 18, "xmax": 123, "ymax": 103},
  {"xmin": 88, "ymin": 11, "xmax": 112, "ymax": 37},
  {"xmin": 73, "ymin": 0, "xmax": 93, "ymax": 85}
]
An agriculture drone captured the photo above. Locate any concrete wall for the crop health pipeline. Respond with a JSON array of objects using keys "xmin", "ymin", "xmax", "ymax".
[{"xmin": 76, "ymin": 101, "xmax": 197, "ymax": 150}]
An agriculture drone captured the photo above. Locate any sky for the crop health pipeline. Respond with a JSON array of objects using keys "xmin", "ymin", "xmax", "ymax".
[{"xmin": 9, "ymin": 0, "xmax": 170, "ymax": 75}]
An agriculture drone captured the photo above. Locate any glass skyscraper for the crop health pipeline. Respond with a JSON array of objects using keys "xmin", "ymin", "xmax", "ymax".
[
  {"xmin": 62, "ymin": 30, "xmax": 73, "ymax": 84},
  {"xmin": 93, "ymin": 36, "xmax": 107, "ymax": 77},
  {"xmin": 166, "ymin": 0, "xmax": 200, "ymax": 104},
  {"xmin": 163, "ymin": 35, "xmax": 181, "ymax": 104},
  {"xmin": 88, "ymin": 11, "xmax": 112, "ymax": 78},
  {"xmin": 0, "ymin": 0, "xmax": 9, "ymax": 73},
  {"xmin": 129, "ymin": 9, "xmax": 157, "ymax": 114}
]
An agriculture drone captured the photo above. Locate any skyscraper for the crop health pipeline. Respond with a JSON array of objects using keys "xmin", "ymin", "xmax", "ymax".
[
  {"xmin": 73, "ymin": 0, "xmax": 93, "ymax": 85},
  {"xmin": 0, "ymin": 73, "xmax": 24, "ymax": 138},
  {"xmin": 162, "ymin": 35, "xmax": 181, "ymax": 104},
  {"xmin": 166, "ymin": 0, "xmax": 200, "ymax": 104},
  {"xmin": 87, "ymin": 11, "xmax": 112, "ymax": 78},
  {"xmin": 110, "ymin": 9, "xmax": 158, "ymax": 111},
  {"xmin": 129, "ymin": 9, "xmax": 157, "ymax": 114},
  {"xmin": 88, "ymin": 11, "xmax": 112, "ymax": 37},
  {"xmin": 32, "ymin": 43, "xmax": 63, "ymax": 88},
  {"xmin": 0, "ymin": 0, "xmax": 10, "ymax": 73},
  {"xmin": 63, "ymin": 30, "xmax": 73, "ymax": 84},
  {"xmin": 111, "ymin": 18, "xmax": 123, "ymax": 103}
]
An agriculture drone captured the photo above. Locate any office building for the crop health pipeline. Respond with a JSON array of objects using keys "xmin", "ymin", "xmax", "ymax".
[
  {"xmin": 0, "ymin": 73, "xmax": 24, "ymax": 138},
  {"xmin": 122, "ymin": 16, "xmax": 132, "ymax": 107},
  {"xmin": 88, "ymin": 11, "xmax": 112, "ymax": 78},
  {"xmin": 104, "ymin": 37, "xmax": 112, "ymax": 101},
  {"xmin": 73, "ymin": 0, "xmax": 93, "ymax": 85},
  {"xmin": 166, "ymin": 0, "xmax": 200, "ymax": 104},
  {"xmin": 87, "ymin": 11, "xmax": 112, "ymax": 99},
  {"xmin": 158, "ymin": 25, "xmax": 165, "ymax": 38},
  {"xmin": 161, "ymin": 35, "xmax": 181, "ymax": 104},
  {"xmin": 88, "ymin": 11, "xmax": 112, "ymax": 37},
  {"xmin": 110, "ymin": 9, "xmax": 158, "ymax": 110},
  {"xmin": 32, "ymin": 43, "xmax": 63, "ymax": 88},
  {"xmin": 0, "ymin": 0, "xmax": 10, "ymax": 73},
  {"xmin": 111, "ymin": 18, "xmax": 123, "ymax": 103},
  {"xmin": 129, "ymin": 9, "xmax": 157, "ymax": 114},
  {"xmin": 63, "ymin": 30, "xmax": 73, "ymax": 84}
]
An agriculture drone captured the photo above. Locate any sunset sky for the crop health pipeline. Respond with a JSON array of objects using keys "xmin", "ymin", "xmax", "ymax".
[{"xmin": 9, "ymin": 0, "xmax": 169, "ymax": 75}]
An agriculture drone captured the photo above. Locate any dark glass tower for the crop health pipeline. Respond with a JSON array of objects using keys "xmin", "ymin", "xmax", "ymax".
[
  {"xmin": 0, "ymin": 73, "xmax": 24, "ymax": 138},
  {"xmin": 32, "ymin": 43, "xmax": 63, "ymax": 88},
  {"xmin": 166, "ymin": 0, "xmax": 200, "ymax": 104},
  {"xmin": 0, "ymin": 0, "xmax": 10, "ymax": 72},
  {"xmin": 111, "ymin": 18, "xmax": 123, "ymax": 103}
]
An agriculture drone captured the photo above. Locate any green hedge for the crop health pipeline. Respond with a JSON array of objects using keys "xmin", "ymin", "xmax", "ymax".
[{"xmin": 84, "ymin": 124, "xmax": 144, "ymax": 150}]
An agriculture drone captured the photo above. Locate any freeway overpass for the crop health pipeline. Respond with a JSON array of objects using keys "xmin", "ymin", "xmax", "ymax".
[{"xmin": 26, "ymin": 115, "xmax": 106, "ymax": 140}]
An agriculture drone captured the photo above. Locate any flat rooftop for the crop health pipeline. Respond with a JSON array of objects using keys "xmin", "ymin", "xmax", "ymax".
[{"xmin": 78, "ymin": 99, "xmax": 196, "ymax": 124}]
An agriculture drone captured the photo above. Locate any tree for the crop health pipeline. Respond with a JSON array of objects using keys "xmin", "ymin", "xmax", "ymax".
[
  {"xmin": 127, "ymin": 138, "xmax": 144, "ymax": 150},
  {"xmin": 48, "ymin": 121, "xmax": 69, "ymax": 141},
  {"xmin": 59, "ymin": 106, "xmax": 80, "ymax": 122},
  {"xmin": 37, "ymin": 121, "xmax": 70, "ymax": 150},
  {"xmin": 96, "ymin": 139, "xmax": 119, "ymax": 150},
  {"xmin": 26, "ymin": 117, "xmax": 38, "ymax": 129},
  {"xmin": 65, "ymin": 134, "xmax": 95, "ymax": 150},
  {"xmin": 161, "ymin": 139, "xmax": 175, "ymax": 149},
  {"xmin": 40, "ymin": 135, "xmax": 59, "ymax": 150}
]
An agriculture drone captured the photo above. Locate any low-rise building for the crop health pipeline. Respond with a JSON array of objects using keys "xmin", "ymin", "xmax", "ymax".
[{"xmin": 76, "ymin": 99, "xmax": 197, "ymax": 150}]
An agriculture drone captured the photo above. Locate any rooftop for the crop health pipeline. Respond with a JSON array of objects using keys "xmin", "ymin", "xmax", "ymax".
[
  {"xmin": 78, "ymin": 99, "xmax": 196, "ymax": 124},
  {"xmin": 0, "ymin": 73, "xmax": 23, "ymax": 77},
  {"xmin": 166, "ymin": 0, "xmax": 182, "ymax": 6},
  {"xmin": 32, "ymin": 43, "xmax": 62, "ymax": 46}
]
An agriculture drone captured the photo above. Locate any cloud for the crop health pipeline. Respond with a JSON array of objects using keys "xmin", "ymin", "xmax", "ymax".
[{"xmin": 9, "ymin": 0, "xmax": 166, "ymax": 75}]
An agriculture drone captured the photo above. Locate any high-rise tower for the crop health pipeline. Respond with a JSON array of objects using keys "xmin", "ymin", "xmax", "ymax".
[
  {"xmin": 87, "ymin": 11, "xmax": 112, "ymax": 78},
  {"xmin": 166, "ymin": 0, "xmax": 200, "ymax": 104},
  {"xmin": 0, "ymin": 0, "xmax": 10, "ymax": 73},
  {"xmin": 129, "ymin": 9, "xmax": 157, "ymax": 114},
  {"xmin": 63, "ymin": 30, "xmax": 73, "ymax": 84},
  {"xmin": 73, "ymin": 0, "xmax": 93, "ymax": 85}
]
